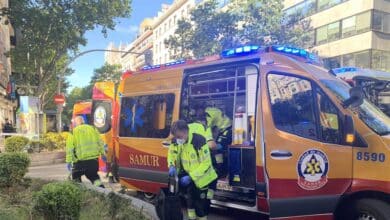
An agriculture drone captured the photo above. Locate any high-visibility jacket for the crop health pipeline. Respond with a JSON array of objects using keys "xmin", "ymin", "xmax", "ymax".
[
  {"xmin": 66, "ymin": 124, "xmax": 104, "ymax": 163},
  {"xmin": 167, "ymin": 132, "xmax": 217, "ymax": 189},
  {"xmin": 188, "ymin": 122, "xmax": 213, "ymax": 142},
  {"xmin": 205, "ymin": 107, "xmax": 231, "ymax": 131}
]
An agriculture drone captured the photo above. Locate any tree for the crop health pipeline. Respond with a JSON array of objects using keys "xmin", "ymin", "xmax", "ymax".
[
  {"xmin": 62, "ymin": 85, "xmax": 92, "ymax": 125},
  {"xmin": 166, "ymin": 0, "xmax": 239, "ymax": 59},
  {"xmin": 90, "ymin": 63, "xmax": 123, "ymax": 86},
  {"xmin": 9, "ymin": 0, "xmax": 132, "ymax": 109},
  {"xmin": 166, "ymin": 0, "xmax": 312, "ymax": 59}
]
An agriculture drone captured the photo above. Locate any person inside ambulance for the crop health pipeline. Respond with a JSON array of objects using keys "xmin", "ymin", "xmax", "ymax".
[
  {"xmin": 167, "ymin": 120, "xmax": 218, "ymax": 220},
  {"xmin": 193, "ymin": 104, "xmax": 232, "ymax": 177}
]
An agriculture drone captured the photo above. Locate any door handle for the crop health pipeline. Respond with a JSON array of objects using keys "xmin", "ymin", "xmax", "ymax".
[
  {"xmin": 161, "ymin": 140, "xmax": 171, "ymax": 148},
  {"xmin": 270, "ymin": 150, "xmax": 293, "ymax": 160}
]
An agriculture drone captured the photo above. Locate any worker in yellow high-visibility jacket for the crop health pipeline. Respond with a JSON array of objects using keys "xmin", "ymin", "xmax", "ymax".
[
  {"xmin": 66, "ymin": 116, "xmax": 106, "ymax": 188},
  {"xmin": 168, "ymin": 120, "xmax": 217, "ymax": 220}
]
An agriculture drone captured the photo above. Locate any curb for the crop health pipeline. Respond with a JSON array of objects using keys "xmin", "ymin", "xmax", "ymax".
[
  {"xmin": 83, "ymin": 184, "xmax": 159, "ymax": 220},
  {"xmin": 29, "ymin": 151, "xmax": 66, "ymax": 167}
]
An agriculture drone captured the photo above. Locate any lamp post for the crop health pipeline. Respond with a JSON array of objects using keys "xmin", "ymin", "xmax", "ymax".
[{"xmin": 56, "ymin": 49, "xmax": 143, "ymax": 132}]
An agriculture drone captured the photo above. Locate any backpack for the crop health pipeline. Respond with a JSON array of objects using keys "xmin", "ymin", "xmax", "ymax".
[{"xmin": 155, "ymin": 176, "xmax": 183, "ymax": 220}]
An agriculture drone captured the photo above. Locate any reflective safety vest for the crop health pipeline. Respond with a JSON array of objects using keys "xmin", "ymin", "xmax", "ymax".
[
  {"xmin": 188, "ymin": 122, "xmax": 213, "ymax": 142},
  {"xmin": 205, "ymin": 107, "xmax": 232, "ymax": 131},
  {"xmin": 66, "ymin": 124, "xmax": 104, "ymax": 163},
  {"xmin": 181, "ymin": 132, "xmax": 217, "ymax": 189}
]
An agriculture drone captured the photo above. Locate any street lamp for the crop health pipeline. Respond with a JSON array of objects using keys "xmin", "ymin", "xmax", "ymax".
[{"xmin": 56, "ymin": 49, "xmax": 144, "ymax": 132}]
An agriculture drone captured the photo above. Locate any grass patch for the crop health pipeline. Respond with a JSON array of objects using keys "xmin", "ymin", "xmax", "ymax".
[{"xmin": 0, "ymin": 178, "xmax": 148, "ymax": 220}]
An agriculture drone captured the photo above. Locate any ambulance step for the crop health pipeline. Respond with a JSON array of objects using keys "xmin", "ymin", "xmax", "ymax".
[{"xmin": 214, "ymin": 190, "xmax": 255, "ymax": 206}]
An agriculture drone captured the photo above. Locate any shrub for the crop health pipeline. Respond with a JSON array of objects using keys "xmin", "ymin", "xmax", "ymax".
[
  {"xmin": 33, "ymin": 182, "xmax": 81, "ymax": 220},
  {"xmin": 40, "ymin": 132, "xmax": 67, "ymax": 151},
  {"xmin": 5, "ymin": 136, "xmax": 29, "ymax": 152},
  {"xmin": 0, "ymin": 152, "xmax": 30, "ymax": 187}
]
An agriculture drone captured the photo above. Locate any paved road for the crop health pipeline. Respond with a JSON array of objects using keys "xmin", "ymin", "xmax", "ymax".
[{"xmin": 28, "ymin": 163, "xmax": 267, "ymax": 220}]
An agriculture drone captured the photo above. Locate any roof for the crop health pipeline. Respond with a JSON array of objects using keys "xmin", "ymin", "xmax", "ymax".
[{"xmin": 332, "ymin": 67, "xmax": 390, "ymax": 82}]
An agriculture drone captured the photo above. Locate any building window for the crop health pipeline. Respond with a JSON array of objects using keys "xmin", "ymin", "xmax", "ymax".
[
  {"xmin": 323, "ymin": 56, "xmax": 341, "ymax": 69},
  {"xmin": 119, "ymin": 94, "xmax": 175, "ymax": 138},
  {"xmin": 316, "ymin": 26, "xmax": 328, "ymax": 45},
  {"xmin": 355, "ymin": 50, "xmax": 370, "ymax": 68},
  {"xmin": 317, "ymin": 0, "xmax": 343, "ymax": 11},
  {"xmin": 373, "ymin": 11, "xmax": 390, "ymax": 34},
  {"xmin": 342, "ymin": 16, "xmax": 356, "ymax": 37},
  {"xmin": 342, "ymin": 53, "xmax": 355, "ymax": 66},
  {"xmin": 174, "ymin": 15, "xmax": 177, "ymax": 24},
  {"xmin": 164, "ymin": 23, "xmax": 167, "ymax": 32},
  {"xmin": 327, "ymin": 21, "xmax": 340, "ymax": 41},
  {"xmin": 372, "ymin": 50, "xmax": 390, "ymax": 72},
  {"xmin": 342, "ymin": 11, "xmax": 371, "ymax": 38}
]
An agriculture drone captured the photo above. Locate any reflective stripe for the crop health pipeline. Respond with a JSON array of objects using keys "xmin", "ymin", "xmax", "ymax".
[
  {"xmin": 207, "ymin": 189, "xmax": 214, "ymax": 200},
  {"xmin": 188, "ymin": 209, "xmax": 196, "ymax": 220},
  {"xmin": 198, "ymin": 216, "xmax": 207, "ymax": 220},
  {"xmin": 215, "ymin": 154, "xmax": 223, "ymax": 164}
]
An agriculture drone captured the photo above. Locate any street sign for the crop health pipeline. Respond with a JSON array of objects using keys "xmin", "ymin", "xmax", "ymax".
[{"xmin": 54, "ymin": 94, "xmax": 66, "ymax": 104}]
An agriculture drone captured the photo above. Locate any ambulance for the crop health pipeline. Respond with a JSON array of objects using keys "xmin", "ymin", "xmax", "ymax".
[
  {"xmin": 91, "ymin": 82, "xmax": 116, "ymax": 174},
  {"xmin": 331, "ymin": 67, "xmax": 390, "ymax": 117},
  {"xmin": 71, "ymin": 100, "xmax": 92, "ymax": 128},
  {"xmin": 112, "ymin": 45, "xmax": 390, "ymax": 219}
]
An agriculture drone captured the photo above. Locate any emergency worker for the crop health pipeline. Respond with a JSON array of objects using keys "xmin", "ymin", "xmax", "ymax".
[
  {"xmin": 167, "ymin": 120, "xmax": 217, "ymax": 220},
  {"xmin": 66, "ymin": 116, "xmax": 106, "ymax": 188}
]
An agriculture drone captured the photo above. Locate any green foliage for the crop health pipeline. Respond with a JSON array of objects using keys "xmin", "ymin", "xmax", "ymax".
[
  {"xmin": 33, "ymin": 182, "xmax": 82, "ymax": 220},
  {"xmin": 166, "ymin": 0, "xmax": 313, "ymax": 59},
  {"xmin": 90, "ymin": 63, "xmax": 123, "ymax": 85},
  {"xmin": 0, "ymin": 152, "xmax": 31, "ymax": 187},
  {"xmin": 10, "ymin": 0, "xmax": 132, "ymax": 109},
  {"xmin": 40, "ymin": 132, "xmax": 68, "ymax": 151},
  {"xmin": 5, "ymin": 136, "xmax": 29, "ymax": 152},
  {"xmin": 62, "ymin": 85, "xmax": 93, "ymax": 125}
]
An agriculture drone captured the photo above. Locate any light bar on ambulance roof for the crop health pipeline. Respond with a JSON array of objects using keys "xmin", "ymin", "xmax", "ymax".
[
  {"xmin": 331, "ymin": 67, "xmax": 358, "ymax": 74},
  {"xmin": 221, "ymin": 45, "xmax": 260, "ymax": 58},
  {"xmin": 141, "ymin": 59, "xmax": 186, "ymax": 71},
  {"xmin": 271, "ymin": 45, "xmax": 321, "ymax": 63}
]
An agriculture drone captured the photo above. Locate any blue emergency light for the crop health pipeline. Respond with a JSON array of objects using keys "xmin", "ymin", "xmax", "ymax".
[
  {"xmin": 141, "ymin": 59, "xmax": 186, "ymax": 70},
  {"xmin": 331, "ymin": 67, "xmax": 358, "ymax": 74},
  {"xmin": 221, "ymin": 45, "xmax": 260, "ymax": 58},
  {"xmin": 272, "ymin": 46, "xmax": 311, "ymax": 58}
]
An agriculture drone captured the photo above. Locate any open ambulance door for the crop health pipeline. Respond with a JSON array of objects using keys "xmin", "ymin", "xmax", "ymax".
[{"xmin": 263, "ymin": 72, "xmax": 353, "ymax": 219}]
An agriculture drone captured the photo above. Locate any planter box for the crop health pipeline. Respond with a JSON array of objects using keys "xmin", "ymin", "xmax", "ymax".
[{"xmin": 29, "ymin": 151, "xmax": 66, "ymax": 167}]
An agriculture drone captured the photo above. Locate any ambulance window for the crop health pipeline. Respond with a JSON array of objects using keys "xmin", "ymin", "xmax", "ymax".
[
  {"xmin": 119, "ymin": 94, "xmax": 175, "ymax": 138},
  {"xmin": 268, "ymin": 74, "xmax": 318, "ymax": 140},
  {"xmin": 316, "ymin": 88, "xmax": 341, "ymax": 144}
]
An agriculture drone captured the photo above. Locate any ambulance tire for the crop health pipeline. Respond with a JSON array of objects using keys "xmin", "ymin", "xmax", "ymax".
[
  {"xmin": 354, "ymin": 199, "xmax": 390, "ymax": 220},
  {"xmin": 142, "ymin": 192, "xmax": 157, "ymax": 203}
]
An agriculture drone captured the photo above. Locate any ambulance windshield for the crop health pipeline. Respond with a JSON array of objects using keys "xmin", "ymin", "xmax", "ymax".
[{"xmin": 321, "ymin": 79, "xmax": 390, "ymax": 136}]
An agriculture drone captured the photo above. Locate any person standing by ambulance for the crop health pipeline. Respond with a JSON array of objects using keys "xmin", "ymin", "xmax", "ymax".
[
  {"xmin": 66, "ymin": 116, "xmax": 106, "ymax": 188},
  {"xmin": 168, "ymin": 120, "xmax": 217, "ymax": 220}
]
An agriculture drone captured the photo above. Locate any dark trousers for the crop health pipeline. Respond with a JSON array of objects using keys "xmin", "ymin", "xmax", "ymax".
[
  {"xmin": 72, "ymin": 158, "xmax": 104, "ymax": 188},
  {"xmin": 182, "ymin": 182, "xmax": 210, "ymax": 218}
]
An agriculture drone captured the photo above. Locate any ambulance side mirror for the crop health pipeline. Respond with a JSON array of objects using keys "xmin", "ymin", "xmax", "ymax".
[
  {"xmin": 342, "ymin": 86, "xmax": 364, "ymax": 109},
  {"xmin": 343, "ymin": 115, "xmax": 355, "ymax": 145}
]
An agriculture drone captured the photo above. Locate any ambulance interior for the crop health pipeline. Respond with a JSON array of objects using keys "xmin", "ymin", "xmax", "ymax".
[{"xmin": 180, "ymin": 64, "xmax": 259, "ymax": 206}]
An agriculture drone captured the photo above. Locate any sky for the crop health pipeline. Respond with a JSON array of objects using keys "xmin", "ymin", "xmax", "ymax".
[{"xmin": 67, "ymin": 0, "xmax": 173, "ymax": 91}]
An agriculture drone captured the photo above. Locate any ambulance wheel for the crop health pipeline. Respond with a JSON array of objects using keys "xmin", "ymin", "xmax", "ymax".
[
  {"xmin": 354, "ymin": 199, "xmax": 390, "ymax": 220},
  {"xmin": 143, "ymin": 192, "xmax": 156, "ymax": 203}
]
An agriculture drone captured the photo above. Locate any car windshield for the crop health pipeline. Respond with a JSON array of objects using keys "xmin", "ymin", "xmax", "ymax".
[{"xmin": 321, "ymin": 79, "xmax": 390, "ymax": 136}]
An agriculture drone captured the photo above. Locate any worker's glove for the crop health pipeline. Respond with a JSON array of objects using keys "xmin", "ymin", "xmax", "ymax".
[
  {"xmin": 66, "ymin": 163, "xmax": 72, "ymax": 172},
  {"xmin": 216, "ymin": 144, "xmax": 223, "ymax": 151},
  {"xmin": 101, "ymin": 155, "xmax": 107, "ymax": 163},
  {"xmin": 180, "ymin": 175, "xmax": 191, "ymax": 186},
  {"xmin": 168, "ymin": 166, "xmax": 176, "ymax": 177}
]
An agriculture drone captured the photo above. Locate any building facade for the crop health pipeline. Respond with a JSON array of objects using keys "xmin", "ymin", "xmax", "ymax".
[
  {"xmin": 0, "ymin": 0, "xmax": 17, "ymax": 127},
  {"xmin": 152, "ymin": 0, "xmax": 197, "ymax": 65},
  {"xmin": 284, "ymin": 0, "xmax": 390, "ymax": 72}
]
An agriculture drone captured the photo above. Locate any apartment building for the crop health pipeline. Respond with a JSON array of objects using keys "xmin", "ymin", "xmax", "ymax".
[{"xmin": 284, "ymin": 0, "xmax": 390, "ymax": 72}]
